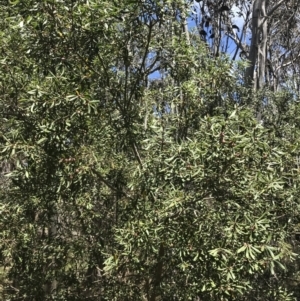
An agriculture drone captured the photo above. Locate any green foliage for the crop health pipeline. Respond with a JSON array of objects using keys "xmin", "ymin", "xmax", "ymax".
[
  {"xmin": 0, "ymin": 1, "xmax": 300, "ymax": 301},
  {"xmin": 103, "ymin": 107, "xmax": 300, "ymax": 301}
]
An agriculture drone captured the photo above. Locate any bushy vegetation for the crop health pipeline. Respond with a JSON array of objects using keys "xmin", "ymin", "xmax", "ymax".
[{"xmin": 1, "ymin": 1, "xmax": 300, "ymax": 300}]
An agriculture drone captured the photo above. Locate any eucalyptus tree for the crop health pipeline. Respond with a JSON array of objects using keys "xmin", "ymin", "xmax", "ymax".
[{"xmin": 192, "ymin": 0, "xmax": 300, "ymax": 91}]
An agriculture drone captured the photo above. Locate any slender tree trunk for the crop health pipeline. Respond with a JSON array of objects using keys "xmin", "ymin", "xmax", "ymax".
[
  {"xmin": 44, "ymin": 212, "xmax": 58, "ymax": 296},
  {"xmin": 182, "ymin": 11, "xmax": 190, "ymax": 45},
  {"xmin": 257, "ymin": 0, "xmax": 267, "ymax": 90},
  {"xmin": 245, "ymin": 0, "xmax": 267, "ymax": 89},
  {"xmin": 214, "ymin": 13, "xmax": 222, "ymax": 57},
  {"xmin": 149, "ymin": 244, "xmax": 164, "ymax": 301}
]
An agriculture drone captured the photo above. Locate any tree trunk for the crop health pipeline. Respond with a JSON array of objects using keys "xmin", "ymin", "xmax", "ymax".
[
  {"xmin": 257, "ymin": 0, "xmax": 267, "ymax": 90},
  {"xmin": 44, "ymin": 212, "xmax": 58, "ymax": 296},
  {"xmin": 245, "ymin": 0, "xmax": 267, "ymax": 90},
  {"xmin": 149, "ymin": 244, "xmax": 164, "ymax": 301}
]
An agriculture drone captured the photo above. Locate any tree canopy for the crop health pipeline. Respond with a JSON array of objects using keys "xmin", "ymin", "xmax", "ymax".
[{"xmin": 1, "ymin": 1, "xmax": 300, "ymax": 300}]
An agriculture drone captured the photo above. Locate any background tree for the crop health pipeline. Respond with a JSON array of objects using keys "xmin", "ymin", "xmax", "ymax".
[{"xmin": 192, "ymin": 0, "xmax": 300, "ymax": 92}]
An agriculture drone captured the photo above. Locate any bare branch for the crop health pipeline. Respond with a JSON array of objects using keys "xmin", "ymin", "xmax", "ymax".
[
  {"xmin": 132, "ymin": 142, "xmax": 143, "ymax": 167},
  {"xmin": 276, "ymin": 52, "xmax": 300, "ymax": 72},
  {"xmin": 267, "ymin": 0, "xmax": 285, "ymax": 17},
  {"xmin": 226, "ymin": 32, "xmax": 247, "ymax": 55}
]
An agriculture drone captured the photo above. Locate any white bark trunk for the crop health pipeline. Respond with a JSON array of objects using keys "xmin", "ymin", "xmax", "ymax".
[
  {"xmin": 257, "ymin": 0, "xmax": 267, "ymax": 90},
  {"xmin": 245, "ymin": 0, "xmax": 267, "ymax": 89}
]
